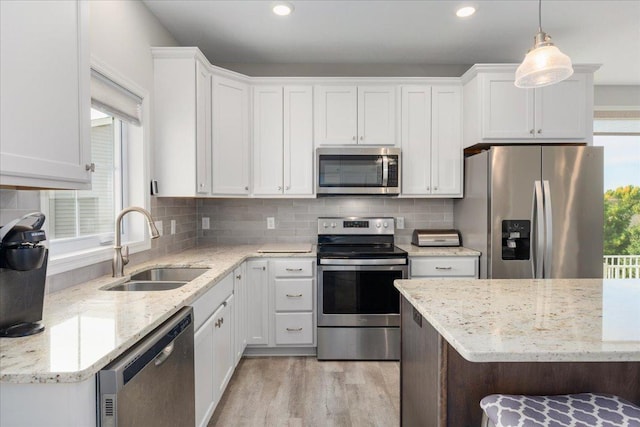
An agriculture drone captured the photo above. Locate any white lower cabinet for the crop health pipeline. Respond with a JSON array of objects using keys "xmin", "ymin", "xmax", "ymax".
[
  {"xmin": 193, "ymin": 272, "xmax": 235, "ymax": 427},
  {"xmin": 246, "ymin": 257, "xmax": 316, "ymax": 351},
  {"xmin": 246, "ymin": 259, "xmax": 269, "ymax": 345},
  {"xmin": 409, "ymin": 256, "xmax": 479, "ymax": 278},
  {"xmin": 233, "ymin": 263, "xmax": 247, "ymax": 365}
]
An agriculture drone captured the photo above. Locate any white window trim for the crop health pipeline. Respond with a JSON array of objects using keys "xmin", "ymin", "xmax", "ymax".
[{"xmin": 43, "ymin": 55, "xmax": 152, "ymax": 276}]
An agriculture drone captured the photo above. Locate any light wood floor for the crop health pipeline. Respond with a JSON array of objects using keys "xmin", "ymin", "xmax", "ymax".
[{"xmin": 208, "ymin": 357, "xmax": 400, "ymax": 427}]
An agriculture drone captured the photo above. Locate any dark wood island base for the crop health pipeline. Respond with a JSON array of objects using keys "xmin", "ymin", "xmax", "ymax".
[{"xmin": 400, "ymin": 297, "xmax": 640, "ymax": 427}]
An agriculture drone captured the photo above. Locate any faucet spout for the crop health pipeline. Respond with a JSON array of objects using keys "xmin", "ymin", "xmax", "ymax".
[{"xmin": 112, "ymin": 206, "xmax": 160, "ymax": 277}]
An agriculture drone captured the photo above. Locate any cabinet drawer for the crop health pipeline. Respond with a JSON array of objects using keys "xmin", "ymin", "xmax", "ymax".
[
  {"xmin": 271, "ymin": 259, "xmax": 314, "ymax": 277},
  {"xmin": 274, "ymin": 279, "xmax": 313, "ymax": 311},
  {"xmin": 410, "ymin": 257, "xmax": 477, "ymax": 278},
  {"xmin": 275, "ymin": 313, "xmax": 313, "ymax": 345},
  {"xmin": 191, "ymin": 273, "xmax": 233, "ymax": 331}
]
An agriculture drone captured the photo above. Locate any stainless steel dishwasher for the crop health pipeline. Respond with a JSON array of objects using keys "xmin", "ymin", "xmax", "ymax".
[{"xmin": 98, "ymin": 306, "xmax": 195, "ymax": 427}]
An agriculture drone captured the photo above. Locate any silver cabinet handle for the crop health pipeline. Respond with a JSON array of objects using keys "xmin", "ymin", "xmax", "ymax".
[
  {"xmin": 286, "ymin": 327, "xmax": 302, "ymax": 332},
  {"xmin": 360, "ymin": 136, "xmax": 364, "ymax": 140},
  {"xmin": 530, "ymin": 129, "xmax": 535, "ymax": 135},
  {"xmin": 236, "ymin": 274, "xmax": 242, "ymax": 280},
  {"xmin": 285, "ymin": 185, "xmax": 290, "ymax": 190},
  {"xmin": 434, "ymin": 186, "xmax": 438, "ymax": 191},
  {"xmin": 352, "ymin": 136, "xmax": 356, "ymax": 141},
  {"xmin": 285, "ymin": 268, "xmax": 303, "ymax": 272},
  {"xmin": 278, "ymin": 186, "xmax": 282, "ymax": 191},
  {"xmin": 253, "ymin": 266, "xmax": 266, "ymax": 271},
  {"xmin": 215, "ymin": 317, "xmax": 224, "ymax": 328},
  {"xmin": 244, "ymin": 186, "xmax": 249, "ymax": 191},
  {"xmin": 435, "ymin": 266, "xmax": 452, "ymax": 270},
  {"xmin": 85, "ymin": 163, "xmax": 95, "ymax": 172},
  {"xmin": 537, "ymin": 129, "xmax": 542, "ymax": 134},
  {"xmin": 286, "ymin": 294, "xmax": 303, "ymax": 298}
]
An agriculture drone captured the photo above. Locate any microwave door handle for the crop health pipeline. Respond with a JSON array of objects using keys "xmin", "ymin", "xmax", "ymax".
[{"xmin": 382, "ymin": 156, "xmax": 389, "ymax": 187}]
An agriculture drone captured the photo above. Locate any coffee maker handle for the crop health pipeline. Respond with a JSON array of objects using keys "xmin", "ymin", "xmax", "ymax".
[{"xmin": 0, "ymin": 212, "xmax": 46, "ymax": 243}]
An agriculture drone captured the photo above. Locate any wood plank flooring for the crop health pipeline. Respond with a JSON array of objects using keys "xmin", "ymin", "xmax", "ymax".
[{"xmin": 208, "ymin": 357, "xmax": 399, "ymax": 427}]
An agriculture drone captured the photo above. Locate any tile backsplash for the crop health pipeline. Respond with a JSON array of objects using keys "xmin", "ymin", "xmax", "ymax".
[{"xmin": 197, "ymin": 197, "xmax": 454, "ymax": 245}]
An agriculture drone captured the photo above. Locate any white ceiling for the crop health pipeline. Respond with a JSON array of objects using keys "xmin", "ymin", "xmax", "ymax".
[{"xmin": 143, "ymin": 0, "xmax": 640, "ymax": 85}]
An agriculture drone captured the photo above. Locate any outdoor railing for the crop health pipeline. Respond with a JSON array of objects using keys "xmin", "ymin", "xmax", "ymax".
[{"xmin": 603, "ymin": 255, "xmax": 640, "ymax": 279}]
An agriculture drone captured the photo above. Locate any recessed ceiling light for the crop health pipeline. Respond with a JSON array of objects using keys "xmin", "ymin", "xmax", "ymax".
[
  {"xmin": 456, "ymin": 6, "xmax": 476, "ymax": 18},
  {"xmin": 273, "ymin": 2, "xmax": 294, "ymax": 16}
]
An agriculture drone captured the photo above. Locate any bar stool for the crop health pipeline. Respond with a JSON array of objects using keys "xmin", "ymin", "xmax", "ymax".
[{"xmin": 480, "ymin": 393, "xmax": 640, "ymax": 427}]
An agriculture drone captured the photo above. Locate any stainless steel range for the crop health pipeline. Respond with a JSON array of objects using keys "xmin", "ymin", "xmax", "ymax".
[{"xmin": 316, "ymin": 217, "xmax": 408, "ymax": 360}]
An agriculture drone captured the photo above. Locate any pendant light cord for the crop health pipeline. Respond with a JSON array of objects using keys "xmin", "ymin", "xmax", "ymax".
[{"xmin": 538, "ymin": 0, "xmax": 542, "ymax": 32}]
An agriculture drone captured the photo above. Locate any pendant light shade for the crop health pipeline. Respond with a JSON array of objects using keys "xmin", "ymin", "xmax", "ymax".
[{"xmin": 515, "ymin": 1, "xmax": 574, "ymax": 88}]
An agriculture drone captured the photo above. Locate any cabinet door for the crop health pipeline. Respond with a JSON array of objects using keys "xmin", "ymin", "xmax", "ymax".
[
  {"xmin": 253, "ymin": 86, "xmax": 284, "ymax": 195},
  {"xmin": 196, "ymin": 60, "xmax": 212, "ymax": 194},
  {"xmin": 246, "ymin": 260, "xmax": 269, "ymax": 345},
  {"xmin": 212, "ymin": 295, "xmax": 234, "ymax": 404},
  {"xmin": 212, "ymin": 76, "xmax": 250, "ymax": 195},
  {"xmin": 401, "ymin": 86, "xmax": 432, "ymax": 195},
  {"xmin": 233, "ymin": 263, "xmax": 247, "ymax": 365},
  {"xmin": 0, "ymin": 0, "xmax": 91, "ymax": 189},
  {"xmin": 284, "ymin": 86, "xmax": 314, "ymax": 195},
  {"xmin": 431, "ymin": 86, "xmax": 462, "ymax": 197},
  {"xmin": 481, "ymin": 73, "xmax": 535, "ymax": 139},
  {"xmin": 314, "ymin": 86, "xmax": 358, "ymax": 145},
  {"xmin": 358, "ymin": 86, "xmax": 397, "ymax": 145},
  {"xmin": 194, "ymin": 315, "xmax": 215, "ymax": 427},
  {"xmin": 535, "ymin": 74, "xmax": 587, "ymax": 139}
]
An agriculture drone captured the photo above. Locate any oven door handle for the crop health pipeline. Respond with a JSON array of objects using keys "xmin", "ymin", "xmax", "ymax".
[{"xmin": 319, "ymin": 258, "xmax": 407, "ymax": 266}]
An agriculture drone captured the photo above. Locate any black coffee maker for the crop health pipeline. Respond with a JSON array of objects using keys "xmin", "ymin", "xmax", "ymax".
[{"xmin": 0, "ymin": 212, "xmax": 48, "ymax": 337}]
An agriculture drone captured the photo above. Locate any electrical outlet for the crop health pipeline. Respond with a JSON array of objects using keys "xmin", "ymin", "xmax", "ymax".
[
  {"xmin": 202, "ymin": 217, "xmax": 210, "ymax": 230},
  {"xmin": 155, "ymin": 221, "xmax": 163, "ymax": 236},
  {"xmin": 396, "ymin": 217, "xmax": 405, "ymax": 229},
  {"xmin": 267, "ymin": 217, "xmax": 275, "ymax": 229},
  {"xmin": 170, "ymin": 220, "xmax": 176, "ymax": 235}
]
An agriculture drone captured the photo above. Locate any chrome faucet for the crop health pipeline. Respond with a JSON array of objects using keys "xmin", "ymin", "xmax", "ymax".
[{"xmin": 112, "ymin": 206, "xmax": 161, "ymax": 277}]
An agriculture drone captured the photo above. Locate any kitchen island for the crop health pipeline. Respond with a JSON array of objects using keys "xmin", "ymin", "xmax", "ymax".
[{"xmin": 395, "ymin": 278, "xmax": 640, "ymax": 426}]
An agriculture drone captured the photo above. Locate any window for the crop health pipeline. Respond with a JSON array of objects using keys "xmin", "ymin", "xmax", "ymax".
[
  {"xmin": 42, "ymin": 64, "xmax": 150, "ymax": 274},
  {"xmin": 594, "ymin": 111, "xmax": 640, "ymax": 278}
]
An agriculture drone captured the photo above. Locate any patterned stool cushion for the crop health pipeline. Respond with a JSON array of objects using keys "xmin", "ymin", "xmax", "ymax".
[{"xmin": 480, "ymin": 393, "xmax": 640, "ymax": 427}]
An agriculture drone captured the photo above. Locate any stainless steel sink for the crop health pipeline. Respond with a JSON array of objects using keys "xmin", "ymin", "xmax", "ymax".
[
  {"xmin": 106, "ymin": 280, "xmax": 188, "ymax": 292},
  {"xmin": 102, "ymin": 267, "xmax": 209, "ymax": 292},
  {"xmin": 130, "ymin": 267, "xmax": 209, "ymax": 282}
]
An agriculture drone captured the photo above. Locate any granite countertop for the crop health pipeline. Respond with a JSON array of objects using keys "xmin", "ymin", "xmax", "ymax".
[
  {"xmin": 395, "ymin": 278, "xmax": 640, "ymax": 363},
  {"xmin": 397, "ymin": 244, "xmax": 480, "ymax": 257},
  {"xmin": 0, "ymin": 243, "xmax": 480, "ymax": 384},
  {"xmin": 0, "ymin": 245, "xmax": 315, "ymax": 384}
]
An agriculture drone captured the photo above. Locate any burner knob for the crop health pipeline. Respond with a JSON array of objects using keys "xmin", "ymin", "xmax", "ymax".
[
  {"xmin": 331, "ymin": 222, "xmax": 337, "ymax": 228},
  {"xmin": 376, "ymin": 222, "xmax": 381, "ymax": 228},
  {"xmin": 383, "ymin": 222, "xmax": 388, "ymax": 228},
  {"xmin": 323, "ymin": 222, "xmax": 328, "ymax": 228}
]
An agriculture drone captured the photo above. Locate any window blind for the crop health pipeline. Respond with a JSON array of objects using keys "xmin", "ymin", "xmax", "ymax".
[{"xmin": 91, "ymin": 69, "xmax": 142, "ymax": 125}]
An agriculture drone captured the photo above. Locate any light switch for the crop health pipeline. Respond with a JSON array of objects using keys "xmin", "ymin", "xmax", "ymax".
[
  {"xmin": 170, "ymin": 220, "xmax": 176, "ymax": 235},
  {"xmin": 202, "ymin": 217, "xmax": 210, "ymax": 230},
  {"xmin": 396, "ymin": 217, "xmax": 405, "ymax": 229},
  {"xmin": 267, "ymin": 217, "xmax": 275, "ymax": 229}
]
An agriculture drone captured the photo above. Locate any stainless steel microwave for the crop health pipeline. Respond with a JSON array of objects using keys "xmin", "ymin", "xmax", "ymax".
[{"xmin": 316, "ymin": 147, "xmax": 401, "ymax": 195}]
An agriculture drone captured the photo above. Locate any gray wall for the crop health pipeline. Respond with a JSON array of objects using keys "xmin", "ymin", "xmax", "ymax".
[
  {"xmin": 595, "ymin": 85, "xmax": 640, "ymax": 108},
  {"xmin": 197, "ymin": 198, "xmax": 453, "ymax": 245}
]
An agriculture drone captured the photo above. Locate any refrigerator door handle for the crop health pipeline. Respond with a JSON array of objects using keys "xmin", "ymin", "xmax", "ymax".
[
  {"xmin": 543, "ymin": 180, "xmax": 553, "ymax": 278},
  {"xmin": 532, "ymin": 180, "xmax": 545, "ymax": 279}
]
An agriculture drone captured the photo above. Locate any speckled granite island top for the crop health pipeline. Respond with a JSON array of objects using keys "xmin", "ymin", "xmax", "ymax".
[
  {"xmin": 0, "ymin": 245, "xmax": 315, "ymax": 384},
  {"xmin": 395, "ymin": 278, "xmax": 640, "ymax": 363}
]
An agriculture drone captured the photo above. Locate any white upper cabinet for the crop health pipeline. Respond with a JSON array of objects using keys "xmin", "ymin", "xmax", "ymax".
[
  {"xmin": 253, "ymin": 86, "xmax": 313, "ymax": 196},
  {"xmin": 315, "ymin": 85, "xmax": 396, "ymax": 146},
  {"xmin": 153, "ymin": 49, "xmax": 211, "ymax": 196},
  {"xmin": 212, "ymin": 76, "xmax": 250, "ymax": 195},
  {"xmin": 462, "ymin": 64, "xmax": 598, "ymax": 148},
  {"xmin": 0, "ymin": 0, "xmax": 91, "ymax": 189},
  {"xmin": 401, "ymin": 85, "xmax": 462, "ymax": 197}
]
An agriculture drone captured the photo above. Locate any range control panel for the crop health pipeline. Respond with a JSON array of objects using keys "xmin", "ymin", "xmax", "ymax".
[{"xmin": 317, "ymin": 217, "xmax": 395, "ymax": 235}]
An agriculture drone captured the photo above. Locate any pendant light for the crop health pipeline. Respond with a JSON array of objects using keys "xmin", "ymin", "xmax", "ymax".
[{"xmin": 515, "ymin": 0, "xmax": 574, "ymax": 88}]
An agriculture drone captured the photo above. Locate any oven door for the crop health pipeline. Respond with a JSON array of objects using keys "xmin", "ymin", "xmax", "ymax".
[{"xmin": 317, "ymin": 263, "xmax": 408, "ymax": 327}]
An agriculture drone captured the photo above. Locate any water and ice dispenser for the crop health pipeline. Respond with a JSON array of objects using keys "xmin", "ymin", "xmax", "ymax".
[{"xmin": 501, "ymin": 220, "xmax": 530, "ymax": 260}]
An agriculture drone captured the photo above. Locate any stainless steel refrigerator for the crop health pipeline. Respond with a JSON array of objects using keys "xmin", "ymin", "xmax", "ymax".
[{"xmin": 454, "ymin": 145, "xmax": 604, "ymax": 279}]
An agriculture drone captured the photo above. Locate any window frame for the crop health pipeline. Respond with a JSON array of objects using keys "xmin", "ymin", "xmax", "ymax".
[{"xmin": 42, "ymin": 57, "xmax": 152, "ymax": 276}]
